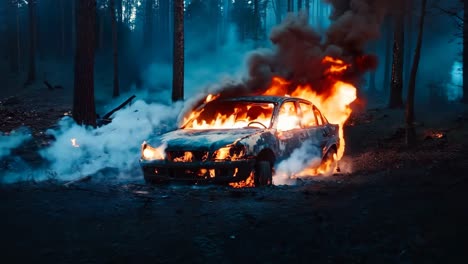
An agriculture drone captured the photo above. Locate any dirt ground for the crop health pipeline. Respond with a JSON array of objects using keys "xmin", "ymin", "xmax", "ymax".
[{"xmin": 1, "ymin": 89, "xmax": 468, "ymax": 263}]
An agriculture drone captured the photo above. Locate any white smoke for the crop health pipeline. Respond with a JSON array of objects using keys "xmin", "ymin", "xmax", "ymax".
[
  {"xmin": 0, "ymin": 128, "xmax": 31, "ymax": 159},
  {"xmin": 37, "ymin": 100, "xmax": 183, "ymax": 181},
  {"xmin": 273, "ymin": 140, "xmax": 322, "ymax": 185}
]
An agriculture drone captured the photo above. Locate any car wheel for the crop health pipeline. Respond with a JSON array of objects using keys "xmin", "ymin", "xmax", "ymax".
[
  {"xmin": 321, "ymin": 148, "xmax": 338, "ymax": 175},
  {"xmin": 254, "ymin": 161, "xmax": 272, "ymax": 187}
]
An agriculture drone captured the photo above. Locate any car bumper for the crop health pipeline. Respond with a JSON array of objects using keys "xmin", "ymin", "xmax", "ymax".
[{"xmin": 140, "ymin": 159, "xmax": 256, "ymax": 183}]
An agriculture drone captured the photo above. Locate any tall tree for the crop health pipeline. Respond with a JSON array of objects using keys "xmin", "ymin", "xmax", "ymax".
[
  {"xmin": 60, "ymin": 0, "xmax": 65, "ymax": 58},
  {"xmin": 110, "ymin": 0, "xmax": 119, "ymax": 98},
  {"xmin": 7, "ymin": 0, "xmax": 19, "ymax": 73},
  {"xmin": 305, "ymin": 0, "xmax": 310, "ymax": 15},
  {"xmin": 405, "ymin": 0, "xmax": 427, "ymax": 146},
  {"xmin": 463, "ymin": 0, "xmax": 468, "ymax": 103},
  {"xmin": 298, "ymin": 0, "xmax": 303, "ymax": 11},
  {"xmin": 273, "ymin": 0, "xmax": 283, "ymax": 24},
  {"xmin": 143, "ymin": 0, "xmax": 154, "ymax": 51},
  {"xmin": 254, "ymin": 0, "xmax": 259, "ymax": 42},
  {"xmin": 73, "ymin": 0, "xmax": 97, "ymax": 127},
  {"xmin": 172, "ymin": 0, "xmax": 184, "ymax": 102},
  {"xmin": 389, "ymin": 12, "xmax": 405, "ymax": 108},
  {"xmin": 288, "ymin": 0, "xmax": 293, "ymax": 12},
  {"xmin": 383, "ymin": 17, "xmax": 392, "ymax": 96},
  {"xmin": 25, "ymin": 0, "xmax": 37, "ymax": 85}
]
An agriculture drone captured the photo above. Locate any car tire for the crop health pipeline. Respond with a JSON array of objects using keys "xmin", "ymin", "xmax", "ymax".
[
  {"xmin": 254, "ymin": 161, "xmax": 272, "ymax": 187},
  {"xmin": 321, "ymin": 148, "xmax": 338, "ymax": 175}
]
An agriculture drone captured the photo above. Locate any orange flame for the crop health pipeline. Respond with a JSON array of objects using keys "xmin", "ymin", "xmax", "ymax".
[
  {"xmin": 263, "ymin": 56, "xmax": 357, "ymax": 161},
  {"xmin": 71, "ymin": 138, "xmax": 79, "ymax": 148},
  {"xmin": 229, "ymin": 171, "xmax": 255, "ymax": 188}
]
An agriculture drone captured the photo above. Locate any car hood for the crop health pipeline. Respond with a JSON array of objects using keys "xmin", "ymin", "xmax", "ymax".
[{"xmin": 149, "ymin": 128, "xmax": 264, "ymax": 151}]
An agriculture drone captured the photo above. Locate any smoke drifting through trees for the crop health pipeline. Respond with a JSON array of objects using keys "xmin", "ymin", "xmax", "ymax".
[{"xmin": 205, "ymin": 0, "xmax": 405, "ymax": 106}]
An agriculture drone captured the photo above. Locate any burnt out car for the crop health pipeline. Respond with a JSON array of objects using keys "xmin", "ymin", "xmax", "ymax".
[{"xmin": 140, "ymin": 96, "xmax": 339, "ymax": 186}]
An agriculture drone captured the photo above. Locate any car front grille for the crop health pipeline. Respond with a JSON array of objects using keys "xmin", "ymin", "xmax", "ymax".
[{"xmin": 166, "ymin": 150, "xmax": 210, "ymax": 162}]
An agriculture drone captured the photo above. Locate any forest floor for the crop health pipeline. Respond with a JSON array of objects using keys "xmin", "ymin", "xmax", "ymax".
[{"xmin": 1, "ymin": 86, "xmax": 468, "ymax": 263}]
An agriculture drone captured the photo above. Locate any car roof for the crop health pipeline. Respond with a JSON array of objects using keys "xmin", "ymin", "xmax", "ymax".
[{"xmin": 219, "ymin": 95, "xmax": 307, "ymax": 104}]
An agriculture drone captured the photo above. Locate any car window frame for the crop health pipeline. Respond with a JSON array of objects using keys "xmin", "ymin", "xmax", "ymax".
[{"xmin": 273, "ymin": 99, "xmax": 302, "ymax": 131}]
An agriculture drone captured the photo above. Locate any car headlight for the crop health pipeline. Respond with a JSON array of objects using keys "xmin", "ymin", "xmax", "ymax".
[
  {"xmin": 214, "ymin": 145, "xmax": 245, "ymax": 160},
  {"xmin": 141, "ymin": 141, "xmax": 166, "ymax": 160}
]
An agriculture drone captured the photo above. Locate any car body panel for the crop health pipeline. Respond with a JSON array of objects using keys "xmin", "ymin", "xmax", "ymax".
[{"xmin": 140, "ymin": 96, "xmax": 340, "ymax": 183}]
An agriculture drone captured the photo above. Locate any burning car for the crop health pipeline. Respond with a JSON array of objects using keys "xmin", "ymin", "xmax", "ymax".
[{"xmin": 140, "ymin": 95, "xmax": 340, "ymax": 187}]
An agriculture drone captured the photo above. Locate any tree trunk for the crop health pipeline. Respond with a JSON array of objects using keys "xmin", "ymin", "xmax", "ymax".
[
  {"xmin": 369, "ymin": 41, "xmax": 377, "ymax": 95},
  {"xmin": 7, "ymin": 0, "xmax": 19, "ymax": 73},
  {"xmin": 383, "ymin": 17, "xmax": 392, "ymax": 96},
  {"xmin": 16, "ymin": 0, "xmax": 21, "ymax": 73},
  {"xmin": 405, "ymin": 0, "xmax": 427, "ymax": 147},
  {"xmin": 61, "ymin": 0, "xmax": 65, "ymax": 58},
  {"xmin": 117, "ymin": 0, "xmax": 123, "ymax": 23},
  {"xmin": 463, "ymin": 0, "xmax": 468, "ymax": 103},
  {"xmin": 298, "ymin": 0, "xmax": 302, "ymax": 11},
  {"xmin": 172, "ymin": 0, "xmax": 184, "ymax": 102},
  {"xmin": 26, "ymin": 0, "xmax": 37, "ymax": 85},
  {"xmin": 274, "ymin": 0, "xmax": 282, "ymax": 24},
  {"xmin": 305, "ymin": 0, "xmax": 310, "ymax": 16},
  {"xmin": 110, "ymin": 0, "xmax": 119, "ymax": 98},
  {"xmin": 288, "ymin": 0, "xmax": 293, "ymax": 12},
  {"xmin": 72, "ymin": 0, "xmax": 76, "ymax": 55},
  {"xmin": 254, "ymin": 0, "xmax": 259, "ymax": 43},
  {"xmin": 143, "ymin": 0, "xmax": 154, "ymax": 51},
  {"xmin": 389, "ymin": 13, "xmax": 405, "ymax": 109},
  {"xmin": 404, "ymin": 0, "xmax": 414, "ymax": 93},
  {"xmin": 73, "ymin": 0, "xmax": 97, "ymax": 127}
]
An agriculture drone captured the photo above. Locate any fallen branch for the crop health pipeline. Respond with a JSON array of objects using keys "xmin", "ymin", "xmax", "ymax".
[
  {"xmin": 102, "ymin": 95, "xmax": 136, "ymax": 120},
  {"xmin": 63, "ymin": 175, "xmax": 92, "ymax": 187},
  {"xmin": 44, "ymin": 80, "xmax": 64, "ymax": 91}
]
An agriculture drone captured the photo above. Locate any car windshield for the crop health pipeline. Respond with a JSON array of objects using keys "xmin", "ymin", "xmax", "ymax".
[{"xmin": 183, "ymin": 101, "xmax": 275, "ymax": 129}]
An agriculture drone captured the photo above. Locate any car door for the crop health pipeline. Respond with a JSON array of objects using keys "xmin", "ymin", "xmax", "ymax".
[
  {"xmin": 275, "ymin": 101, "xmax": 304, "ymax": 158},
  {"xmin": 313, "ymin": 106, "xmax": 334, "ymax": 154},
  {"xmin": 298, "ymin": 101, "xmax": 327, "ymax": 156}
]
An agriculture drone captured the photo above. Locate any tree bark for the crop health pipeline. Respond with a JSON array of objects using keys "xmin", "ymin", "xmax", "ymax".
[
  {"xmin": 383, "ymin": 17, "xmax": 392, "ymax": 96},
  {"xmin": 274, "ymin": 0, "xmax": 282, "ymax": 24},
  {"xmin": 305, "ymin": 0, "xmax": 310, "ymax": 16},
  {"xmin": 288, "ymin": 0, "xmax": 293, "ymax": 12},
  {"xmin": 298, "ymin": 0, "xmax": 302, "ymax": 11},
  {"xmin": 254, "ymin": 0, "xmax": 259, "ymax": 42},
  {"xmin": 16, "ymin": 0, "xmax": 21, "ymax": 73},
  {"xmin": 72, "ymin": 0, "xmax": 76, "ymax": 56},
  {"xmin": 404, "ymin": 0, "xmax": 414, "ymax": 93},
  {"xmin": 143, "ymin": 0, "xmax": 154, "ymax": 50},
  {"xmin": 73, "ymin": 0, "xmax": 97, "ymax": 127},
  {"xmin": 405, "ymin": 0, "xmax": 427, "ymax": 147},
  {"xmin": 61, "ymin": 0, "xmax": 65, "ymax": 58},
  {"xmin": 172, "ymin": 0, "xmax": 184, "ymax": 102},
  {"xmin": 117, "ymin": 0, "xmax": 123, "ymax": 23},
  {"xmin": 389, "ymin": 13, "xmax": 405, "ymax": 109},
  {"xmin": 26, "ymin": 0, "xmax": 37, "ymax": 85},
  {"xmin": 463, "ymin": 0, "xmax": 468, "ymax": 103},
  {"xmin": 7, "ymin": 0, "xmax": 19, "ymax": 73},
  {"xmin": 110, "ymin": 0, "xmax": 119, "ymax": 98}
]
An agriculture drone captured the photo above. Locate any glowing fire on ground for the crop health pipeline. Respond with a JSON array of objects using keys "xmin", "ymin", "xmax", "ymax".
[
  {"xmin": 229, "ymin": 171, "xmax": 255, "ymax": 188},
  {"xmin": 71, "ymin": 138, "xmax": 80, "ymax": 148}
]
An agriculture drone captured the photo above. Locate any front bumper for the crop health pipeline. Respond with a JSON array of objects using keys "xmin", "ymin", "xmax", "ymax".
[{"xmin": 140, "ymin": 159, "xmax": 256, "ymax": 183}]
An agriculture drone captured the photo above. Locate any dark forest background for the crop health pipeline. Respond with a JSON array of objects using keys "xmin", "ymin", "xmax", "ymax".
[{"xmin": 0, "ymin": 0, "xmax": 465, "ymax": 126}]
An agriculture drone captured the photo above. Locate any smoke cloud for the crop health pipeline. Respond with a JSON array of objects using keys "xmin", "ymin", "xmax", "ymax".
[
  {"xmin": 273, "ymin": 140, "xmax": 322, "ymax": 185},
  {"xmin": 0, "ymin": 128, "xmax": 31, "ymax": 159}
]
